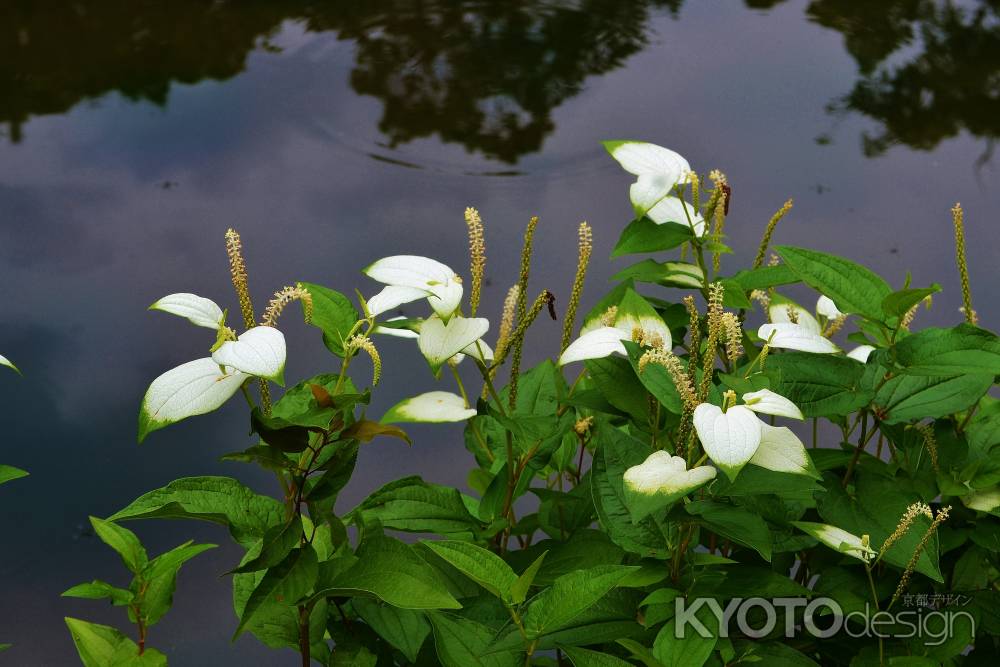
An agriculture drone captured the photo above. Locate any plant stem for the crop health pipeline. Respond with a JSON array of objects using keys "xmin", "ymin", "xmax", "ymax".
[{"xmin": 298, "ymin": 604, "xmax": 310, "ymax": 666}]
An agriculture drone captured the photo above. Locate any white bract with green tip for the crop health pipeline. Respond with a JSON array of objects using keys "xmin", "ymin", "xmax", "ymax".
[
  {"xmin": 792, "ymin": 521, "xmax": 874, "ymax": 562},
  {"xmin": 0, "ymin": 354, "xmax": 19, "ymax": 374},
  {"xmin": 417, "ymin": 316, "xmax": 489, "ymax": 373},
  {"xmin": 693, "ymin": 404, "xmax": 762, "ymax": 482},
  {"xmin": 382, "ymin": 391, "xmax": 477, "ymax": 424},
  {"xmin": 603, "ymin": 140, "xmax": 691, "ymax": 219},
  {"xmin": 364, "ymin": 255, "xmax": 463, "ymax": 320},
  {"xmin": 559, "ymin": 289, "xmax": 671, "ymax": 366},
  {"xmin": 138, "ymin": 358, "xmax": 246, "ymax": 442},
  {"xmin": 743, "ymin": 389, "xmax": 804, "ymax": 420},
  {"xmin": 758, "ymin": 322, "xmax": 839, "ymax": 354},
  {"xmin": 816, "ymin": 294, "xmax": 844, "ymax": 320},
  {"xmin": 646, "ymin": 196, "xmax": 706, "ymax": 236},
  {"xmin": 847, "ymin": 345, "xmax": 875, "ymax": 363},
  {"xmin": 750, "ymin": 425, "xmax": 820, "ymax": 478},
  {"xmin": 623, "ymin": 451, "xmax": 716, "ymax": 521},
  {"xmin": 211, "ymin": 326, "xmax": 286, "ymax": 385},
  {"xmin": 149, "ymin": 293, "xmax": 225, "ymax": 330}
]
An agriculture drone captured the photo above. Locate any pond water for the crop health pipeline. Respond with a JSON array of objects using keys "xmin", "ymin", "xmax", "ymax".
[{"xmin": 1, "ymin": 1, "xmax": 998, "ymax": 663}]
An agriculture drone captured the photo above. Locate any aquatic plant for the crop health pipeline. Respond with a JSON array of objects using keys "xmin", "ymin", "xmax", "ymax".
[{"xmin": 63, "ymin": 140, "xmax": 1000, "ymax": 665}]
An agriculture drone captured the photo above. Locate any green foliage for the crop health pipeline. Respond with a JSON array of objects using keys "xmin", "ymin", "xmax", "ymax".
[
  {"xmin": 62, "ymin": 140, "xmax": 1000, "ymax": 666},
  {"xmin": 62, "ymin": 518, "xmax": 214, "ymax": 664}
]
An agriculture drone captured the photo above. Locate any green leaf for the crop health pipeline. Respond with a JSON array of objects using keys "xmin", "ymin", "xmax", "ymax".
[
  {"xmin": 0, "ymin": 465, "xmax": 28, "ymax": 486},
  {"xmin": 727, "ymin": 264, "xmax": 801, "ymax": 291},
  {"xmin": 350, "ymin": 476, "xmax": 481, "ymax": 536},
  {"xmin": 299, "ymin": 281, "xmax": 359, "ymax": 357},
  {"xmin": 881, "ymin": 285, "xmax": 940, "ymax": 319},
  {"xmin": 64, "ymin": 618, "xmax": 167, "ymax": 667},
  {"xmin": 250, "ymin": 408, "xmax": 312, "ymax": 453},
  {"xmin": 895, "ymin": 324, "xmax": 1000, "ymax": 376},
  {"xmin": 233, "ymin": 546, "xmax": 318, "ymax": 640},
  {"xmin": 353, "ymin": 598, "xmax": 430, "ymax": 663},
  {"xmin": 776, "ymin": 246, "xmax": 891, "ymax": 320},
  {"xmin": 765, "ymin": 352, "xmax": 871, "ymax": 418},
  {"xmin": 611, "ymin": 217, "xmax": 694, "ymax": 258},
  {"xmin": 611, "ymin": 259, "xmax": 704, "ymax": 289},
  {"xmin": 303, "ymin": 442, "xmax": 358, "ymax": 504},
  {"xmin": 817, "ymin": 472, "xmax": 943, "ymax": 581},
  {"xmin": 653, "ymin": 610, "xmax": 718, "ymax": 667},
  {"xmin": 873, "ymin": 373, "xmax": 992, "ymax": 424},
  {"xmin": 510, "ymin": 551, "xmax": 547, "ymax": 605},
  {"xmin": 592, "ymin": 428, "xmax": 672, "ymax": 558},
  {"xmin": 685, "ymin": 501, "xmax": 772, "ymax": 561},
  {"xmin": 421, "ymin": 540, "xmax": 517, "ymax": 602},
  {"xmin": 522, "ymin": 565, "xmax": 638, "ymax": 637},
  {"xmin": 626, "ymin": 342, "xmax": 682, "ymax": 415},
  {"xmin": 141, "ymin": 541, "xmax": 216, "ymax": 626},
  {"xmin": 109, "ymin": 476, "xmax": 284, "ymax": 548},
  {"xmin": 428, "ymin": 612, "xmax": 520, "ymax": 667},
  {"xmin": 270, "ymin": 373, "xmax": 358, "ymax": 429},
  {"xmin": 312, "ymin": 535, "xmax": 461, "ymax": 610},
  {"xmin": 62, "ymin": 581, "xmax": 133, "ymax": 606},
  {"xmin": 586, "ymin": 357, "xmax": 650, "ymax": 424},
  {"xmin": 342, "ymin": 419, "xmax": 412, "ymax": 445},
  {"xmin": 230, "ymin": 517, "xmax": 303, "ymax": 574},
  {"xmin": 89, "ymin": 516, "xmax": 147, "ymax": 574},
  {"xmin": 562, "ymin": 645, "xmax": 635, "ymax": 667}
]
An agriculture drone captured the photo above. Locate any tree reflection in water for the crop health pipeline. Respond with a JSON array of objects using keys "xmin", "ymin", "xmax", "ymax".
[{"xmin": 1, "ymin": 0, "xmax": 997, "ymax": 161}]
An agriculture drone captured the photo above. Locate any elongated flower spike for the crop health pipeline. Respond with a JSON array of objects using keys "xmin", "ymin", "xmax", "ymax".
[
  {"xmin": 465, "ymin": 207, "xmax": 486, "ymax": 316},
  {"xmin": 752, "ymin": 198, "xmax": 793, "ymax": 269},
  {"xmin": 225, "ymin": 228, "xmax": 255, "ymax": 330},
  {"xmin": 891, "ymin": 506, "xmax": 951, "ymax": 608},
  {"xmin": 639, "ymin": 348, "xmax": 698, "ymax": 410},
  {"xmin": 951, "ymin": 203, "xmax": 977, "ymax": 325},
  {"xmin": 224, "ymin": 228, "xmax": 270, "ymax": 412},
  {"xmin": 878, "ymin": 502, "xmax": 933, "ymax": 560},
  {"xmin": 508, "ymin": 290, "xmax": 554, "ymax": 407},
  {"xmin": 261, "ymin": 284, "xmax": 313, "ymax": 327},
  {"xmin": 515, "ymin": 216, "xmax": 540, "ymax": 326},
  {"xmin": 913, "ymin": 423, "xmax": 940, "ymax": 473},
  {"xmin": 561, "ymin": 222, "xmax": 593, "ymax": 352}
]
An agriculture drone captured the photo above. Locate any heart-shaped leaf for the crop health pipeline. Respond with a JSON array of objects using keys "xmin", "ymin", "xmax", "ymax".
[
  {"xmin": 211, "ymin": 326, "xmax": 286, "ymax": 384},
  {"xmin": 623, "ymin": 451, "xmax": 716, "ymax": 521},
  {"xmin": 693, "ymin": 404, "xmax": 762, "ymax": 481}
]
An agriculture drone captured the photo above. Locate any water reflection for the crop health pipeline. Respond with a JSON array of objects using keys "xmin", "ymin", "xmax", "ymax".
[
  {"xmin": 4, "ymin": 1, "xmax": 997, "ymax": 160},
  {"xmin": 2, "ymin": 0, "xmax": 680, "ymax": 161}
]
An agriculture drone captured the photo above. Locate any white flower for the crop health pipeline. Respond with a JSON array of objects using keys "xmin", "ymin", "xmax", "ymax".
[
  {"xmin": 742, "ymin": 389, "xmax": 804, "ymax": 420},
  {"xmin": 211, "ymin": 326, "xmax": 286, "ymax": 384},
  {"xmin": 816, "ymin": 295, "xmax": 844, "ymax": 320},
  {"xmin": 623, "ymin": 451, "xmax": 716, "ymax": 521},
  {"xmin": 149, "ymin": 293, "xmax": 225, "ymax": 330},
  {"xmin": 758, "ymin": 322, "xmax": 839, "ymax": 354},
  {"xmin": 138, "ymin": 358, "xmax": 247, "ymax": 442},
  {"xmin": 693, "ymin": 403, "xmax": 762, "ymax": 482},
  {"xmin": 792, "ymin": 521, "xmax": 874, "ymax": 562},
  {"xmin": 417, "ymin": 316, "xmax": 489, "ymax": 374},
  {"xmin": 364, "ymin": 255, "xmax": 463, "ymax": 320},
  {"xmin": 559, "ymin": 290, "xmax": 671, "ymax": 366},
  {"xmin": 381, "ymin": 391, "xmax": 477, "ymax": 423},
  {"xmin": 846, "ymin": 345, "xmax": 875, "ymax": 363},
  {"xmin": 646, "ymin": 196, "xmax": 707, "ymax": 236},
  {"xmin": 603, "ymin": 141, "xmax": 692, "ymax": 219}
]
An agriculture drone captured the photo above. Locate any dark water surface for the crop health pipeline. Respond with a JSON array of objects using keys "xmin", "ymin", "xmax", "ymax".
[{"xmin": 2, "ymin": 1, "xmax": 999, "ymax": 663}]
